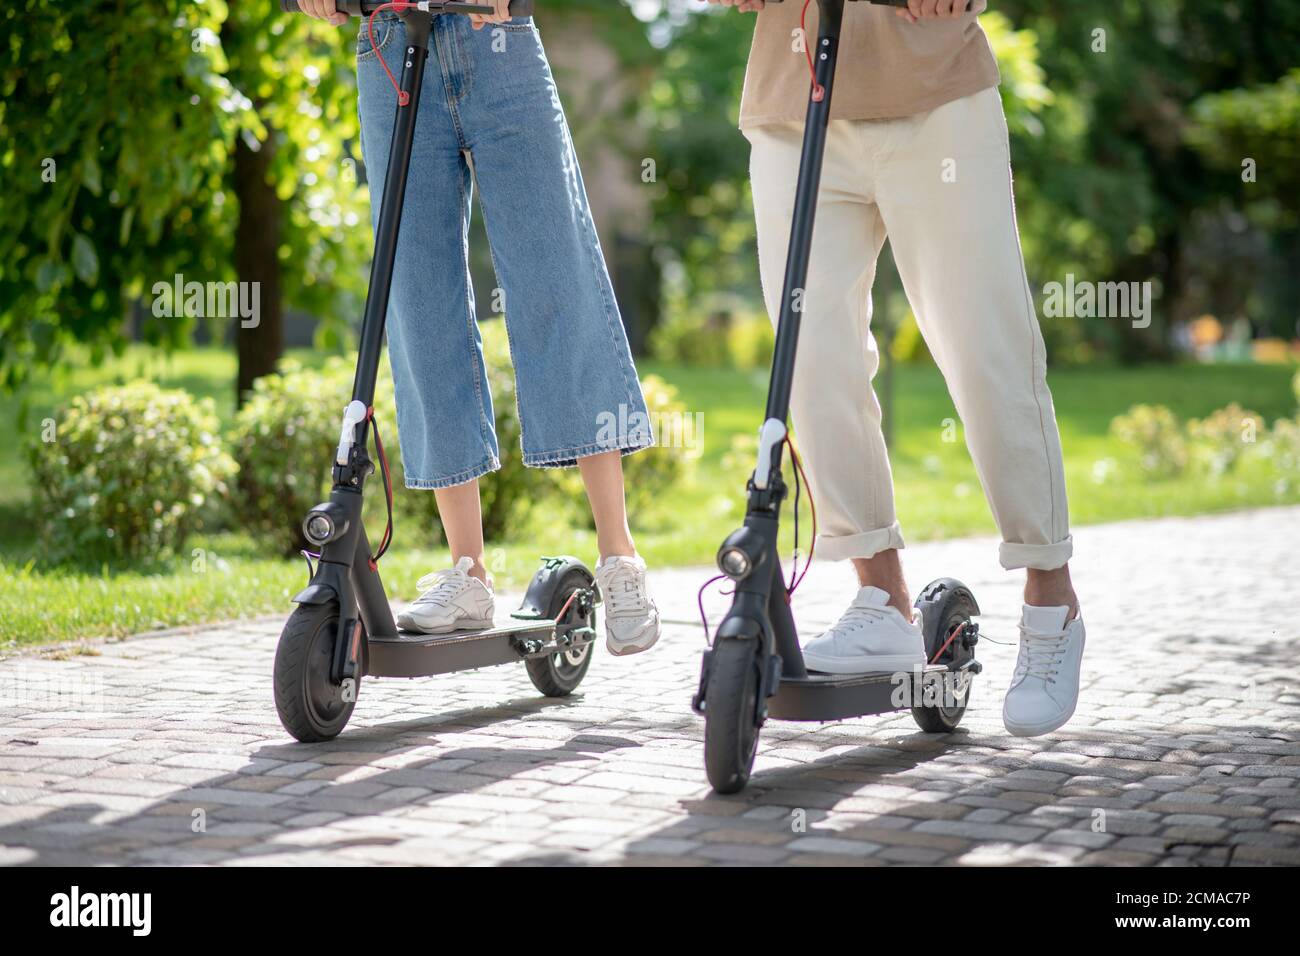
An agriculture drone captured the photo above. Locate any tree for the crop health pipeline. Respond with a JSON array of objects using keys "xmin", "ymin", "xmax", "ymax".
[
  {"xmin": 221, "ymin": 0, "xmax": 369, "ymax": 399},
  {"xmin": 1188, "ymin": 69, "xmax": 1300, "ymax": 340},
  {"xmin": 0, "ymin": 0, "xmax": 369, "ymax": 400},
  {"xmin": 995, "ymin": 0, "xmax": 1300, "ymax": 359},
  {"xmin": 0, "ymin": 0, "xmax": 233, "ymax": 389}
]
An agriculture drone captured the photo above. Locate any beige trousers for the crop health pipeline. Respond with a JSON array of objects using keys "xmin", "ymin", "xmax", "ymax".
[{"xmin": 745, "ymin": 87, "xmax": 1072, "ymax": 571}]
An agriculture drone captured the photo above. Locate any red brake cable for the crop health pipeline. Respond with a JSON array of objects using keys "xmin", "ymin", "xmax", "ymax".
[
  {"xmin": 369, "ymin": 1, "xmax": 416, "ymax": 105},
  {"xmin": 802, "ymin": 0, "xmax": 825, "ymax": 103}
]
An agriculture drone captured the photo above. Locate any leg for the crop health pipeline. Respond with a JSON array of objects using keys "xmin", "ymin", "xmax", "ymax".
[
  {"xmin": 356, "ymin": 14, "xmax": 502, "ymax": 491},
  {"xmin": 749, "ymin": 120, "xmax": 911, "ymax": 617},
  {"xmin": 875, "ymin": 87, "xmax": 1082, "ymax": 731},
  {"xmin": 456, "ymin": 19, "xmax": 652, "ymax": 469},
  {"xmin": 1025, "ymin": 565, "xmax": 1078, "ymax": 619},
  {"xmin": 576, "ymin": 450, "xmax": 636, "ymax": 561},
  {"xmin": 875, "ymin": 87, "xmax": 1074, "ymax": 581},
  {"xmin": 358, "ymin": 18, "xmax": 496, "ymax": 634},
  {"xmin": 850, "ymin": 551, "xmax": 912, "ymax": 622},
  {"xmin": 749, "ymin": 119, "xmax": 928, "ymax": 674},
  {"xmin": 578, "ymin": 447, "xmax": 659, "ymax": 654},
  {"xmin": 433, "ymin": 479, "xmax": 490, "ymax": 585},
  {"xmin": 452, "ymin": 20, "xmax": 658, "ymax": 652}
]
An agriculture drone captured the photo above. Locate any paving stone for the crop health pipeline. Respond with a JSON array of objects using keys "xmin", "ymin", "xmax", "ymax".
[{"xmin": 0, "ymin": 507, "xmax": 1295, "ymax": 865}]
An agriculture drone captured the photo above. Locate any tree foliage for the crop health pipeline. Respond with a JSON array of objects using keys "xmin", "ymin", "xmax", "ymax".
[{"xmin": 0, "ymin": 0, "xmax": 369, "ymax": 392}]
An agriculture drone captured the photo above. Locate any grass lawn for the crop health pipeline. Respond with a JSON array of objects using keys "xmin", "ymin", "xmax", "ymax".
[{"xmin": 2, "ymin": 346, "xmax": 1296, "ymax": 647}]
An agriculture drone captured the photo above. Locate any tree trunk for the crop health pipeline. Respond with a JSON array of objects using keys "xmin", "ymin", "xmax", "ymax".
[{"xmin": 232, "ymin": 131, "xmax": 284, "ymax": 406}]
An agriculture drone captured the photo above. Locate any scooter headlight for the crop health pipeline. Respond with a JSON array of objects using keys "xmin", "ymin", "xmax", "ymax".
[
  {"xmin": 303, "ymin": 502, "xmax": 349, "ymax": 546},
  {"xmin": 717, "ymin": 526, "xmax": 764, "ymax": 582},
  {"xmin": 718, "ymin": 547, "xmax": 751, "ymax": 580}
]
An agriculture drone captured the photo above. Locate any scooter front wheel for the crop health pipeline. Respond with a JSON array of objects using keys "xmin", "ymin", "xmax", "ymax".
[
  {"xmin": 703, "ymin": 638, "xmax": 763, "ymax": 794},
  {"xmin": 274, "ymin": 603, "xmax": 359, "ymax": 742}
]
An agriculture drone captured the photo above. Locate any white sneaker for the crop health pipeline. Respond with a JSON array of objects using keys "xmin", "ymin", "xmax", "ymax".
[
  {"xmin": 594, "ymin": 555, "xmax": 660, "ymax": 656},
  {"xmin": 1002, "ymin": 605, "xmax": 1086, "ymax": 737},
  {"xmin": 396, "ymin": 556, "xmax": 495, "ymax": 634},
  {"xmin": 801, "ymin": 586, "xmax": 927, "ymax": 675}
]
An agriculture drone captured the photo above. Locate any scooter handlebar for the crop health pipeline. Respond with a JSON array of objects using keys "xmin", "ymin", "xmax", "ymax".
[{"xmin": 280, "ymin": 0, "xmax": 535, "ymax": 15}]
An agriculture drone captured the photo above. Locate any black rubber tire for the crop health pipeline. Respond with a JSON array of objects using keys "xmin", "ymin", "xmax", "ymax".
[
  {"xmin": 703, "ymin": 638, "xmax": 762, "ymax": 794},
  {"xmin": 911, "ymin": 678, "xmax": 972, "ymax": 732},
  {"xmin": 911, "ymin": 608, "xmax": 972, "ymax": 733},
  {"xmin": 525, "ymin": 570, "xmax": 596, "ymax": 697},
  {"xmin": 274, "ymin": 603, "xmax": 358, "ymax": 742}
]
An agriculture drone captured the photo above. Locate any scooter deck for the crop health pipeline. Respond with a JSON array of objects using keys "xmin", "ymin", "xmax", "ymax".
[
  {"xmin": 766, "ymin": 664, "xmax": 949, "ymax": 722},
  {"xmin": 367, "ymin": 617, "xmax": 560, "ymax": 679}
]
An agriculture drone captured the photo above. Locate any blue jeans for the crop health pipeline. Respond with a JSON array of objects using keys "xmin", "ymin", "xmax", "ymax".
[{"xmin": 356, "ymin": 13, "xmax": 651, "ymax": 489}]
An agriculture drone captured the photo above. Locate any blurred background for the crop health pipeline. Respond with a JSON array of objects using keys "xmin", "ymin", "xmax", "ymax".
[{"xmin": 2, "ymin": 0, "xmax": 1298, "ymax": 647}]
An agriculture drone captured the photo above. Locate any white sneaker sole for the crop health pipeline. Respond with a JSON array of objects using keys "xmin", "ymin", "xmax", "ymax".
[
  {"xmin": 396, "ymin": 613, "xmax": 495, "ymax": 635},
  {"xmin": 1002, "ymin": 698, "xmax": 1077, "ymax": 737},
  {"xmin": 801, "ymin": 651, "xmax": 927, "ymax": 675},
  {"xmin": 606, "ymin": 623, "xmax": 661, "ymax": 657}
]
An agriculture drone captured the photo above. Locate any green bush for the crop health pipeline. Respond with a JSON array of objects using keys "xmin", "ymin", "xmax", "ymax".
[
  {"xmin": 889, "ymin": 311, "xmax": 933, "ymax": 365},
  {"xmin": 230, "ymin": 323, "xmax": 537, "ymax": 554},
  {"xmin": 627, "ymin": 374, "xmax": 696, "ymax": 517},
  {"xmin": 651, "ymin": 307, "xmax": 774, "ymax": 369},
  {"xmin": 728, "ymin": 314, "xmax": 776, "ymax": 369},
  {"xmin": 1187, "ymin": 402, "xmax": 1264, "ymax": 475},
  {"xmin": 229, "ymin": 357, "xmax": 378, "ymax": 556},
  {"xmin": 1264, "ymin": 415, "xmax": 1300, "ymax": 474},
  {"xmin": 27, "ymin": 382, "xmax": 235, "ymax": 565},
  {"xmin": 651, "ymin": 310, "xmax": 731, "ymax": 366},
  {"xmin": 721, "ymin": 430, "xmax": 760, "ymax": 483},
  {"xmin": 1110, "ymin": 404, "xmax": 1189, "ymax": 477}
]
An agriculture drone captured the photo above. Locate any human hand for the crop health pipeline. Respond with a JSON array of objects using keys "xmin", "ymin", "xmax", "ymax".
[
  {"xmin": 704, "ymin": 0, "xmax": 766, "ymax": 13},
  {"xmin": 471, "ymin": 0, "xmax": 512, "ymax": 30},
  {"xmin": 298, "ymin": 0, "xmax": 348, "ymax": 27},
  {"xmin": 895, "ymin": 0, "xmax": 970, "ymax": 24}
]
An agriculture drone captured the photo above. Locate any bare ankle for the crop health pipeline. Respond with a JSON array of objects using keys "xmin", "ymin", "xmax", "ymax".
[
  {"xmin": 458, "ymin": 556, "xmax": 492, "ymax": 589},
  {"xmin": 1025, "ymin": 566, "xmax": 1077, "ymax": 617},
  {"xmin": 597, "ymin": 534, "xmax": 637, "ymax": 563},
  {"xmin": 850, "ymin": 550, "xmax": 912, "ymax": 621}
]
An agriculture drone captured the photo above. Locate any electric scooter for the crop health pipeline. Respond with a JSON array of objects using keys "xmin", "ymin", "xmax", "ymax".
[
  {"xmin": 693, "ymin": 0, "xmax": 982, "ymax": 794},
  {"xmin": 272, "ymin": 0, "xmax": 600, "ymax": 744}
]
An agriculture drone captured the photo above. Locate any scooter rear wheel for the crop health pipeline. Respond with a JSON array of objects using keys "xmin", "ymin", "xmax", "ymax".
[
  {"xmin": 525, "ymin": 570, "xmax": 596, "ymax": 697},
  {"xmin": 703, "ymin": 638, "xmax": 762, "ymax": 794},
  {"xmin": 274, "ymin": 603, "xmax": 359, "ymax": 742},
  {"xmin": 911, "ymin": 583, "xmax": 977, "ymax": 734}
]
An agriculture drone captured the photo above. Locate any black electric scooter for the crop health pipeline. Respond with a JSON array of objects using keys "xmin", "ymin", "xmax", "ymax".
[
  {"xmin": 272, "ymin": 0, "xmax": 600, "ymax": 744},
  {"xmin": 693, "ymin": 0, "xmax": 982, "ymax": 794}
]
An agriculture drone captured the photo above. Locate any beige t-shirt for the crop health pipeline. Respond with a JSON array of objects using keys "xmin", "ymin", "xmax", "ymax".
[{"xmin": 739, "ymin": 1, "xmax": 1000, "ymax": 128}]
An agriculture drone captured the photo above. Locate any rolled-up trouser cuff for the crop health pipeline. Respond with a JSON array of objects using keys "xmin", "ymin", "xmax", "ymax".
[
  {"xmin": 999, "ymin": 535, "xmax": 1073, "ymax": 571},
  {"xmin": 816, "ymin": 521, "xmax": 906, "ymax": 562}
]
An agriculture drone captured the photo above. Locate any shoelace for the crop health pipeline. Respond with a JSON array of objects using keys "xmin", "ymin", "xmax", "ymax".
[
  {"xmin": 1016, "ymin": 625, "xmax": 1071, "ymax": 683},
  {"xmin": 412, "ymin": 569, "xmax": 470, "ymax": 609},
  {"xmin": 834, "ymin": 603, "xmax": 894, "ymax": 632},
  {"xmin": 603, "ymin": 564, "xmax": 647, "ymax": 618}
]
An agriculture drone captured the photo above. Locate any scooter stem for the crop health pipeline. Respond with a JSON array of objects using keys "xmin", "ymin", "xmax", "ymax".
[
  {"xmin": 764, "ymin": 0, "xmax": 844, "ymax": 431},
  {"xmin": 350, "ymin": 12, "xmax": 434, "ymax": 417}
]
